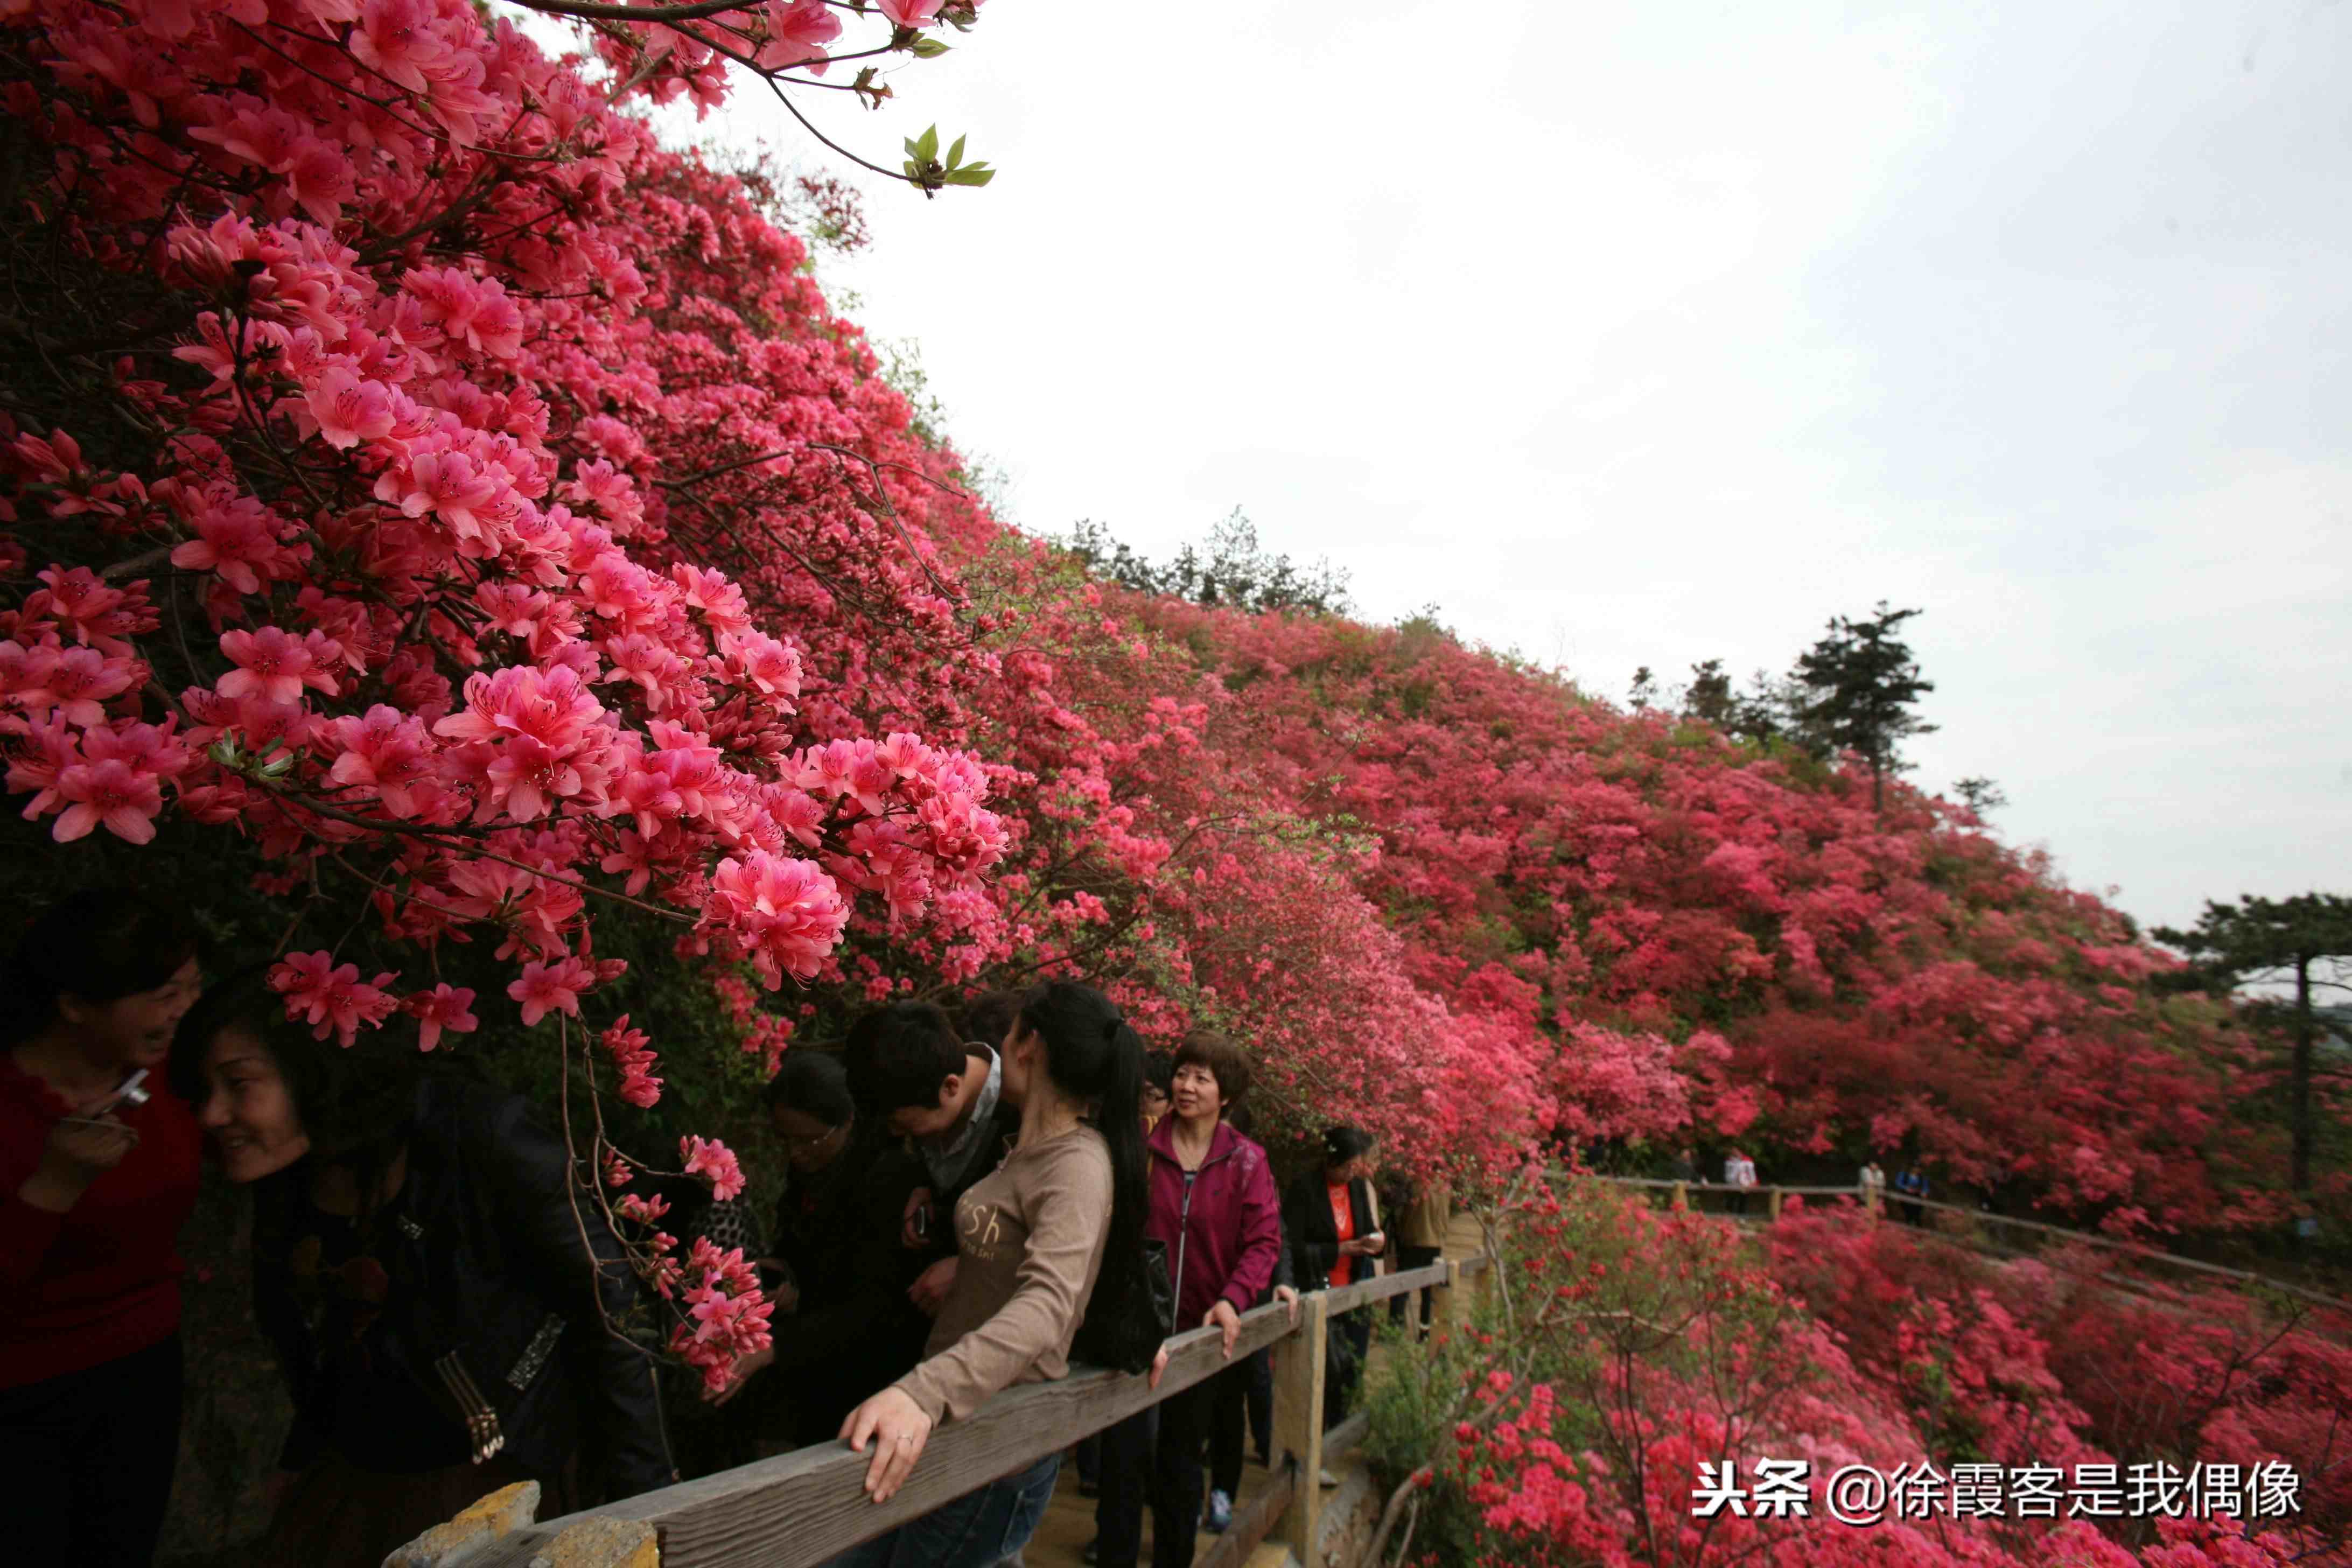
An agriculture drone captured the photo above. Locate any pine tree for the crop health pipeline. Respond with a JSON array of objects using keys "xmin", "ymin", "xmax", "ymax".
[
  {"xmin": 1683, "ymin": 659, "xmax": 1735, "ymax": 727},
  {"xmin": 1954, "ymin": 776, "xmax": 2008, "ymax": 817},
  {"xmin": 1791, "ymin": 601, "xmax": 1938, "ymax": 813},
  {"xmin": 2155, "ymin": 894, "xmax": 2352, "ymax": 1195}
]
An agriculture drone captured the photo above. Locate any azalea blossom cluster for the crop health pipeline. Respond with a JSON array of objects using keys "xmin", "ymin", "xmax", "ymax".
[
  {"xmin": 611, "ymin": 1181, "xmax": 772, "ymax": 1393},
  {"xmin": 0, "ymin": 0, "xmax": 1021, "ymax": 1385},
  {"xmin": 1101, "ymin": 591, "xmax": 2267, "ymax": 1233},
  {"xmin": 670, "ymin": 1235, "xmax": 773, "ymax": 1394},
  {"xmin": 1385, "ymin": 1183, "xmax": 2335, "ymax": 1567},
  {"xmin": 573, "ymin": 0, "xmax": 988, "ymax": 125}
]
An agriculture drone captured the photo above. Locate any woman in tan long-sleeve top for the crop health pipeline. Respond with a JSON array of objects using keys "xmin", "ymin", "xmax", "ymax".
[{"xmin": 824, "ymin": 982, "xmax": 1152, "ymax": 1568}]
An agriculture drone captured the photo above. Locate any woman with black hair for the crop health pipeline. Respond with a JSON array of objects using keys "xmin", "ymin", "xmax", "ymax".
[
  {"xmin": 171, "ymin": 972, "xmax": 674, "ymax": 1566},
  {"xmin": 0, "ymin": 890, "xmax": 203, "ymax": 1568},
  {"xmin": 1283, "ymin": 1125, "xmax": 1385, "ymax": 1430},
  {"xmin": 702, "ymin": 1050, "xmax": 930, "ymax": 1450},
  {"xmin": 1095, "ymin": 1028, "xmax": 1283, "ymax": 1568},
  {"xmin": 824, "ymin": 979, "xmax": 1151, "ymax": 1568}
]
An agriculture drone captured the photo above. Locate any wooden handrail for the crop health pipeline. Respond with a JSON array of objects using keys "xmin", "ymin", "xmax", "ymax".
[
  {"xmin": 1322, "ymin": 1257, "xmax": 1450, "ymax": 1315},
  {"xmin": 454, "ymin": 1254, "xmax": 1493, "ymax": 1568},
  {"xmin": 1567, "ymin": 1172, "xmax": 2352, "ymax": 1317}
]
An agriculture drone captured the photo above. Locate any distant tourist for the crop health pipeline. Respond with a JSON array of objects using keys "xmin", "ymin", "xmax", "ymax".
[
  {"xmin": 1669, "ymin": 1148, "xmax": 1698, "ymax": 1185},
  {"xmin": 1723, "ymin": 1150, "xmax": 1758, "ymax": 1215},
  {"xmin": 1893, "ymin": 1166, "xmax": 1929, "ymax": 1226},
  {"xmin": 1859, "ymin": 1160, "xmax": 1887, "ymax": 1209},
  {"xmin": 1286, "ymin": 1126, "xmax": 1386, "ymax": 1437}
]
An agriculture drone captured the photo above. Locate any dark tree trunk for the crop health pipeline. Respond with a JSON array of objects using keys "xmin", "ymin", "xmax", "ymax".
[{"xmin": 2293, "ymin": 956, "xmax": 2314, "ymax": 1195}]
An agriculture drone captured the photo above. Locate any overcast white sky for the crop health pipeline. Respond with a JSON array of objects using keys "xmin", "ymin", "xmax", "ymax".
[{"xmin": 621, "ymin": 0, "xmax": 2351, "ymax": 935}]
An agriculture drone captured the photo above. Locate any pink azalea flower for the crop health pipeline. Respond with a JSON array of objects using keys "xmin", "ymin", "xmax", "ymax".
[
  {"xmin": 349, "ymin": 0, "xmax": 446, "ymax": 94},
  {"xmin": 601, "ymin": 1014, "xmax": 663, "ymax": 1108},
  {"xmin": 404, "ymin": 984, "xmax": 479, "ymax": 1051},
  {"xmin": 324, "ymin": 705, "xmax": 439, "ymax": 818},
  {"xmin": 706, "ymin": 851, "xmax": 850, "ymax": 988},
  {"xmin": 304, "ymin": 364, "xmax": 395, "ymax": 450},
  {"xmin": 217, "ymin": 626, "xmax": 342, "ymax": 707},
  {"xmin": 508, "ymin": 955, "xmax": 596, "ymax": 1026},
  {"xmin": 50, "ymin": 757, "xmax": 165, "ymax": 844},
  {"xmin": 757, "ymin": 0, "xmax": 842, "ymax": 73},
  {"xmin": 169, "ymin": 488, "xmax": 306, "ymax": 597},
  {"xmin": 680, "ymin": 1135, "xmax": 746, "ymax": 1202},
  {"xmin": 48, "ymin": 645, "xmax": 141, "ymax": 727},
  {"xmin": 269, "ymin": 951, "xmax": 400, "ymax": 1047},
  {"xmin": 617, "ymin": 1192, "xmax": 670, "ymax": 1225}
]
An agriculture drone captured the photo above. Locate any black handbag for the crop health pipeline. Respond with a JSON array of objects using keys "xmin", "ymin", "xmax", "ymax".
[{"xmin": 1074, "ymin": 1235, "xmax": 1175, "ymax": 1375}]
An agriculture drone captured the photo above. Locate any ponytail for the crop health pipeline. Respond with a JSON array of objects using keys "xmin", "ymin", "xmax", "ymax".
[{"xmin": 1017, "ymin": 982, "xmax": 1146, "ymax": 1294}]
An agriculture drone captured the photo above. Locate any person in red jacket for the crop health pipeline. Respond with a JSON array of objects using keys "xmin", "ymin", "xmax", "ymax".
[
  {"xmin": 0, "ymin": 890, "xmax": 203, "ymax": 1568},
  {"xmin": 1093, "ymin": 1030, "xmax": 1282, "ymax": 1568}
]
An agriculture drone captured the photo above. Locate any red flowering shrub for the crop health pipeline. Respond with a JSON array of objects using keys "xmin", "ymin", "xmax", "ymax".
[
  {"xmin": 1, "ymin": 0, "xmax": 2325, "ymax": 1474},
  {"xmin": 0, "ymin": 0, "xmax": 1020, "ymax": 1386},
  {"xmin": 1367, "ymin": 1184, "xmax": 2326, "ymax": 1567}
]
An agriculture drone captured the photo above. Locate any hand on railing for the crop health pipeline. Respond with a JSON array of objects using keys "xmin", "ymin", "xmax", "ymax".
[
  {"xmin": 1205, "ymin": 1299, "xmax": 1244, "ymax": 1358},
  {"xmin": 838, "ymin": 1387, "xmax": 934, "ymax": 1504}
]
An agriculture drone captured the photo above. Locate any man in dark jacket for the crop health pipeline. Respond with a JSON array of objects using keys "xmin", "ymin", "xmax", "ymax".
[{"xmin": 842, "ymin": 1001, "xmax": 1020, "ymax": 1321}]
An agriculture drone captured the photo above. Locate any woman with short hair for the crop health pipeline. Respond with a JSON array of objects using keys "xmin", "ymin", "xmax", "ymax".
[
  {"xmin": 171, "ymin": 971, "xmax": 673, "ymax": 1566},
  {"xmin": 702, "ymin": 1049, "xmax": 930, "ymax": 1449},
  {"xmin": 1095, "ymin": 1028, "xmax": 1284, "ymax": 1568},
  {"xmin": 0, "ymin": 890, "xmax": 204, "ymax": 1568}
]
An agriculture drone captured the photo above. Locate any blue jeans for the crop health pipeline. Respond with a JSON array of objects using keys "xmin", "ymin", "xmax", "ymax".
[{"xmin": 823, "ymin": 1451, "xmax": 1061, "ymax": 1568}]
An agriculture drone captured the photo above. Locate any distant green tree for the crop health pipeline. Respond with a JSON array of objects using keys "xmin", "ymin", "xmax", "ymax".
[
  {"xmin": 1683, "ymin": 659, "xmax": 1735, "ymax": 727},
  {"xmin": 1954, "ymin": 776, "xmax": 2008, "ymax": 817},
  {"xmin": 2155, "ymin": 894, "xmax": 2352, "ymax": 1195},
  {"xmin": 1792, "ymin": 601, "xmax": 1938, "ymax": 813},
  {"xmin": 1719, "ymin": 666, "xmax": 1823, "ymax": 757},
  {"xmin": 1628, "ymin": 666, "xmax": 1658, "ymax": 711},
  {"xmin": 1065, "ymin": 510, "xmax": 1350, "ymax": 616}
]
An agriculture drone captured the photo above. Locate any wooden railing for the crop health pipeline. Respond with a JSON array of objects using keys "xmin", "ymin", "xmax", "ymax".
[
  {"xmin": 1569, "ymin": 1173, "xmax": 2352, "ymax": 1317},
  {"xmin": 402, "ymin": 1251, "xmax": 1496, "ymax": 1568}
]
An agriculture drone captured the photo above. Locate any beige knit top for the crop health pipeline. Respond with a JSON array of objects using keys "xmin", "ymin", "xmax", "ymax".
[{"xmin": 893, "ymin": 1123, "xmax": 1114, "ymax": 1425}]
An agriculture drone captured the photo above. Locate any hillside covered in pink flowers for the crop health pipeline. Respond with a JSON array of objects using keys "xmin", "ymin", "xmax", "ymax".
[{"xmin": 1, "ymin": 3, "xmax": 2339, "ymax": 1562}]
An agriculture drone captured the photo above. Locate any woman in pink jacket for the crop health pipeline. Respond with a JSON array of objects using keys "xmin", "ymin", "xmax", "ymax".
[{"xmin": 1093, "ymin": 1031, "xmax": 1283, "ymax": 1568}]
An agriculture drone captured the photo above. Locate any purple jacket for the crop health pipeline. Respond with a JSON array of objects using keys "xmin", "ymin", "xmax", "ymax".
[{"xmin": 1145, "ymin": 1118, "xmax": 1283, "ymax": 1326}]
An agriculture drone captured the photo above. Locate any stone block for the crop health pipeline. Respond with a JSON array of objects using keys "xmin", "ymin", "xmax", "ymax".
[
  {"xmin": 527, "ymin": 1516, "xmax": 659, "ymax": 1568},
  {"xmin": 383, "ymin": 1480, "xmax": 542, "ymax": 1568}
]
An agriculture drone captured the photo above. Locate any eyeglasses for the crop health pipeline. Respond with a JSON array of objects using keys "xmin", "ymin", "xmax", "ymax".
[{"xmin": 780, "ymin": 1124, "xmax": 846, "ymax": 1151}]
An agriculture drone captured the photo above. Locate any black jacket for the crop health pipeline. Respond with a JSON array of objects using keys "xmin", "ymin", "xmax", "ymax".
[
  {"xmin": 1283, "ymin": 1170, "xmax": 1383, "ymax": 1292},
  {"xmin": 253, "ymin": 1079, "xmax": 674, "ymax": 1499},
  {"xmin": 766, "ymin": 1135, "xmax": 931, "ymax": 1399}
]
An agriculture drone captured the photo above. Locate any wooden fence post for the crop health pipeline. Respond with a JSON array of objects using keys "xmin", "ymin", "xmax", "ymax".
[
  {"xmin": 1671, "ymin": 1180, "xmax": 1687, "ymax": 1210},
  {"xmin": 1768, "ymin": 1187, "xmax": 1782, "ymax": 1221},
  {"xmin": 1273, "ymin": 1290, "xmax": 1329, "ymax": 1565},
  {"xmin": 1431, "ymin": 1258, "xmax": 1466, "ymax": 1335}
]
